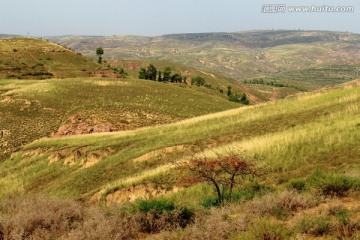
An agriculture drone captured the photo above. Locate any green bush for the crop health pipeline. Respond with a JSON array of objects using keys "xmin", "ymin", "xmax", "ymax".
[
  {"xmin": 318, "ymin": 175, "xmax": 355, "ymax": 197},
  {"xmin": 202, "ymin": 197, "xmax": 220, "ymax": 208},
  {"xmin": 297, "ymin": 216, "xmax": 331, "ymax": 236},
  {"xmin": 191, "ymin": 76, "xmax": 205, "ymax": 86},
  {"xmin": 288, "ymin": 179, "xmax": 307, "ymax": 192},
  {"xmin": 230, "ymin": 188, "xmax": 257, "ymax": 202},
  {"xmin": 330, "ymin": 206, "xmax": 350, "ymax": 224},
  {"xmin": 236, "ymin": 218, "xmax": 292, "ymax": 240},
  {"xmin": 137, "ymin": 199, "xmax": 175, "ymax": 213},
  {"xmin": 135, "ymin": 201, "xmax": 194, "ymax": 233}
]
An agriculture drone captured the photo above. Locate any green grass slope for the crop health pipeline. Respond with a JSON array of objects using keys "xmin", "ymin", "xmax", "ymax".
[
  {"xmin": 0, "ymin": 38, "xmax": 107, "ymax": 79},
  {"xmin": 0, "ymin": 77, "xmax": 239, "ymax": 161},
  {"xmin": 1, "ymin": 80, "xmax": 359, "ymax": 199}
]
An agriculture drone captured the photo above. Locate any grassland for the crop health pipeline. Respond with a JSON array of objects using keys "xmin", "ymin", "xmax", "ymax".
[
  {"xmin": 1, "ymin": 79, "xmax": 359, "ymax": 239},
  {"xmin": 0, "ymin": 38, "xmax": 107, "ymax": 79},
  {"xmin": 1, "ymin": 34, "xmax": 360, "ymax": 239},
  {"xmin": 48, "ymin": 31, "xmax": 360, "ymax": 103},
  {"xmin": 1, "ymin": 80, "xmax": 359, "ymax": 199},
  {"xmin": 0, "ymin": 77, "xmax": 239, "ymax": 161}
]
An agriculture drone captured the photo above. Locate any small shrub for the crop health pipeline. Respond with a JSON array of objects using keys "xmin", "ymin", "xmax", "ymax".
[
  {"xmin": 330, "ymin": 206, "xmax": 350, "ymax": 224},
  {"xmin": 202, "ymin": 197, "xmax": 221, "ymax": 208},
  {"xmin": 288, "ymin": 179, "xmax": 307, "ymax": 192},
  {"xmin": 248, "ymin": 181, "xmax": 272, "ymax": 195},
  {"xmin": 245, "ymin": 190, "xmax": 319, "ymax": 218},
  {"xmin": 137, "ymin": 199, "xmax": 175, "ymax": 213},
  {"xmin": 5, "ymin": 74, "xmax": 18, "ymax": 79},
  {"xmin": 236, "ymin": 218, "xmax": 292, "ymax": 240},
  {"xmin": 328, "ymin": 206, "xmax": 360, "ymax": 238},
  {"xmin": 135, "ymin": 207, "xmax": 194, "ymax": 233},
  {"xmin": 318, "ymin": 175, "xmax": 355, "ymax": 197},
  {"xmin": 230, "ymin": 188, "xmax": 257, "ymax": 202},
  {"xmin": 0, "ymin": 195, "xmax": 141, "ymax": 240},
  {"xmin": 191, "ymin": 76, "xmax": 205, "ymax": 86},
  {"xmin": 152, "ymin": 207, "xmax": 247, "ymax": 240},
  {"xmin": 296, "ymin": 216, "xmax": 331, "ymax": 236},
  {"xmin": 202, "ymin": 189, "xmax": 256, "ymax": 208},
  {"xmin": 135, "ymin": 199, "xmax": 194, "ymax": 233}
]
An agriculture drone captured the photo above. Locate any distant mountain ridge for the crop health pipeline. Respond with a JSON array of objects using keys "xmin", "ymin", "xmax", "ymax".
[{"xmin": 46, "ymin": 30, "xmax": 360, "ymax": 82}]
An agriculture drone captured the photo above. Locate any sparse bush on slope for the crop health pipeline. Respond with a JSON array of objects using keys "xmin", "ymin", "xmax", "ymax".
[{"xmin": 0, "ymin": 195, "xmax": 140, "ymax": 240}]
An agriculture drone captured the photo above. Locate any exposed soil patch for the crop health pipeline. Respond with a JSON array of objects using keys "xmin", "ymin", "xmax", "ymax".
[
  {"xmin": 108, "ymin": 59, "xmax": 144, "ymax": 70},
  {"xmin": 240, "ymin": 83, "xmax": 262, "ymax": 104},
  {"xmin": 269, "ymin": 88, "xmax": 280, "ymax": 102},
  {"xmin": 52, "ymin": 111, "xmax": 178, "ymax": 137},
  {"xmin": 89, "ymin": 70, "xmax": 120, "ymax": 78},
  {"xmin": 102, "ymin": 184, "xmax": 180, "ymax": 204},
  {"xmin": 49, "ymin": 147, "xmax": 116, "ymax": 168},
  {"xmin": 52, "ymin": 114, "xmax": 118, "ymax": 136},
  {"xmin": 344, "ymin": 79, "xmax": 360, "ymax": 88}
]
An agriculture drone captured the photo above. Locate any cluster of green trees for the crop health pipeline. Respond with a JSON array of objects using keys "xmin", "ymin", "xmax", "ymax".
[
  {"xmin": 139, "ymin": 64, "xmax": 186, "ymax": 83},
  {"xmin": 191, "ymin": 76, "xmax": 224, "ymax": 94},
  {"xmin": 191, "ymin": 76, "xmax": 205, "ymax": 86},
  {"xmin": 108, "ymin": 66, "xmax": 128, "ymax": 78},
  {"xmin": 244, "ymin": 79, "xmax": 303, "ymax": 91},
  {"xmin": 227, "ymin": 86, "xmax": 250, "ymax": 105}
]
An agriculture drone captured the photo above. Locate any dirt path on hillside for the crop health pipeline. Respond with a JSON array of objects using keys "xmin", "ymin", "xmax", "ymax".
[
  {"xmin": 270, "ymin": 87, "xmax": 280, "ymax": 102},
  {"xmin": 240, "ymin": 83, "xmax": 261, "ymax": 104}
]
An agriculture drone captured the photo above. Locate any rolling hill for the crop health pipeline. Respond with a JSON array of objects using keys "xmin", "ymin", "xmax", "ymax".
[
  {"xmin": 48, "ymin": 30, "xmax": 360, "ymax": 85},
  {"xmin": 0, "ymin": 38, "xmax": 249, "ymax": 161},
  {"xmin": 1, "ymin": 34, "xmax": 360, "ymax": 239},
  {"xmin": 1, "ymin": 79, "xmax": 359, "ymax": 199},
  {"xmin": 0, "ymin": 37, "xmax": 115, "ymax": 79}
]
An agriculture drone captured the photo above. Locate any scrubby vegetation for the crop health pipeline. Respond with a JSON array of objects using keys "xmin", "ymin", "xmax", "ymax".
[
  {"xmin": 1, "ymin": 33, "xmax": 360, "ymax": 239},
  {"xmin": 1, "ymin": 184, "xmax": 358, "ymax": 240}
]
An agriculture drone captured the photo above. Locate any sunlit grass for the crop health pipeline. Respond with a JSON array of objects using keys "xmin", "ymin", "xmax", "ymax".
[{"xmin": 1, "ymin": 82, "xmax": 359, "ymax": 198}]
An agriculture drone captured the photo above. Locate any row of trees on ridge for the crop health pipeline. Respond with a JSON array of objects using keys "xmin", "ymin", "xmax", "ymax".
[{"xmin": 139, "ymin": 64, "xmax": 186, "ymax": 83}]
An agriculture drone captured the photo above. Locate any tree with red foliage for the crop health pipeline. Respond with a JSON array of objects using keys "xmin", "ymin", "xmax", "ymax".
[{"xmin": 177, "ymin": 153, "xmax": 258, "ymax": 206}]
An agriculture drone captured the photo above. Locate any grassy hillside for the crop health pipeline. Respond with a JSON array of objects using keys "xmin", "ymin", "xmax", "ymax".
[
  {"xmin": 0, "ymin": 38, "xmax": 111, "ymax": 79},
  {"xmin": 1, "ymin": 33, "xmax": 359, "ymax": 239},
  {"xmin": 1, "ymin": 80, "xmax": 359, "ymax": 239},
  {"xmin": 0, "ymin": 77, "xmax": 239, "ymax": 161},
  {"xmin": 1, "ymin": 80, "xmax": 359, "ymax": 199},
  {"xmin": 48, "ymin": 30, "xmax": 360, "ymax": 84}
]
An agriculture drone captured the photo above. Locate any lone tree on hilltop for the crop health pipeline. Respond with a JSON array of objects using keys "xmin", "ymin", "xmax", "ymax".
[
  {"xmin": 96, "ymin": 47, "xmax": 104, "ymax": 64},
  {"xmin": 177, "ymin": 153, "xmax": 258, "ymax": 206}
]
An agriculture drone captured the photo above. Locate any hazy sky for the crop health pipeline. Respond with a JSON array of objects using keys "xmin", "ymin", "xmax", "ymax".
[{"xmin": 1, "ymin": 0, "xmax": 359, "ymax": 36}]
